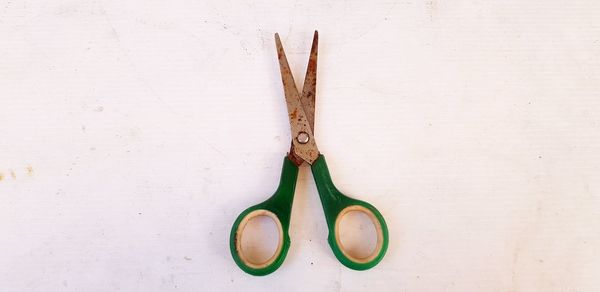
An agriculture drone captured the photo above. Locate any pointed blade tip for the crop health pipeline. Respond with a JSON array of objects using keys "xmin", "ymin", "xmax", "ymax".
[{"xmin": 274, "ymin": 33, "xmax": 281, "ymax": 43}]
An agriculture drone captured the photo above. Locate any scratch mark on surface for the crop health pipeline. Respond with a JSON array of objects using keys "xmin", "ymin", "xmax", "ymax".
[
  {"xmin": 200, "ymin": 138, "xmax": 226, "ymax": 158},
  {"xmin": 509, "ymin": 199, "xmax": 544, "ymax": 292},
  {"xmin": 511, "ymin": 244, "xmax": 521, "ymax": 292},
  {"xmin": 99, "ymin": 2, "xmax": 177, "ymax": 115},
  {"xmin": 333, "ymin": 280, "xmax": 341, "ymax": 292},
  {"xmin": 426, "ymin": 0, "xmax": 438, "ymax": 21},
  {"xmin": 240, "ymin": 40, "xmax": 252, "ymax": 56},
  {"xmin": 347, "ymin": 1, "xmax": 399, "ymax": 42},
  {"xmin": 335, "ymin": 265, "xmax": 342, "ymax": 292}
]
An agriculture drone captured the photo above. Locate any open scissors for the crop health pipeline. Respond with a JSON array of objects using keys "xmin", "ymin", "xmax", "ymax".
[{"xmin": 230, "ymin": 31, "xmax": 389, "ymax": 276}]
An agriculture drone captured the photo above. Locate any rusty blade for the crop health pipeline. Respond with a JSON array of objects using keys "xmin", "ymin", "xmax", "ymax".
[
  {"xmin": 274, "ymin": 33, "xmax": 301, "ymax": 109},
  {"xmin": 275, "ymin": 33, "xmax": 320, "ymax": 164},
  {"xmin": 300, "ymin": 31, "xmax": 318, "ymax": 133}
]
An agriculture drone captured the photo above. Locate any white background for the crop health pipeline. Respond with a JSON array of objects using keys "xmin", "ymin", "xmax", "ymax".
[{"xmin": 1, "ymin": 0, "xmax": 600, "ymax": 291}]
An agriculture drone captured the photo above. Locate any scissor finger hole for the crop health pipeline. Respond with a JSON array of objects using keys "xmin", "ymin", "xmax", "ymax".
[
  {"xmin": 334, "ymin": 205, "xmax": 384, "ymax": 264},
  {"xmin": 235, "ymin": 210, "xmax": 284, "ymax": 269}
]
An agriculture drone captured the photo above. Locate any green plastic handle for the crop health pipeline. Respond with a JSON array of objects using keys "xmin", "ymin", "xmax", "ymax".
[
  {"xmin": 311, "ymin": 154, "xmax": 389, "ymax": 270},
  {"xmin": 229, "ymin": 156, "xmax": 299, "ymax": 276}
]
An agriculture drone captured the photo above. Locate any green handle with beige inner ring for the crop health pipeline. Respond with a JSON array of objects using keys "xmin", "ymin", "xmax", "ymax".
[
  {"xmin": 311, "ymin": 154, "xmax": 389, "ymax": 270},
  {"xmin": 230, "ymin": 156, "xmax": 299, "ymax": 276}
]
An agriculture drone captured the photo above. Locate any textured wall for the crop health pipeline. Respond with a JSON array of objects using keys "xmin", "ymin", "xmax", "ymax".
[{"xmin": 1, "ymin": 1, "xmax": 599, "ymax": 291}]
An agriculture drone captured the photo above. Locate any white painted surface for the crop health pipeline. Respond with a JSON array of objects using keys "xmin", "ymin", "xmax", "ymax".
[{"xmin": 1, "ymin": 1, "xmax": 599, "ymax": 291}]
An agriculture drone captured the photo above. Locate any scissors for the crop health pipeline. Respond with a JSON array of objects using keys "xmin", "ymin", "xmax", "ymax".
[{"xmin": 230, "ymin": 31, "xmax": 389, "ymax": 276}]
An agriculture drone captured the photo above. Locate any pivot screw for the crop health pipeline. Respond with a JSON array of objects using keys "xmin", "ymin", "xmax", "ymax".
[{"xmin": 297, "ymin": 132, "xmax": 310, "ymax": 144}]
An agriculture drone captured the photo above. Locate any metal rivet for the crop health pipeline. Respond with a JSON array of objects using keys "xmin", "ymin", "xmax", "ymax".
[{"xmin": 297, "ymin": 132, "xmax": 310, "ymax": 144}]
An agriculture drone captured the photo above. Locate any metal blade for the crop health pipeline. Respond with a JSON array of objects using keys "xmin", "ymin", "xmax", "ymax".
[
  {"xmin": 275, "ymin": 33, "xmax": 320, "ymax": 164},
  {"xmin": 300, "ymin": 31, "xmax": 318, "ymax": 132}
]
